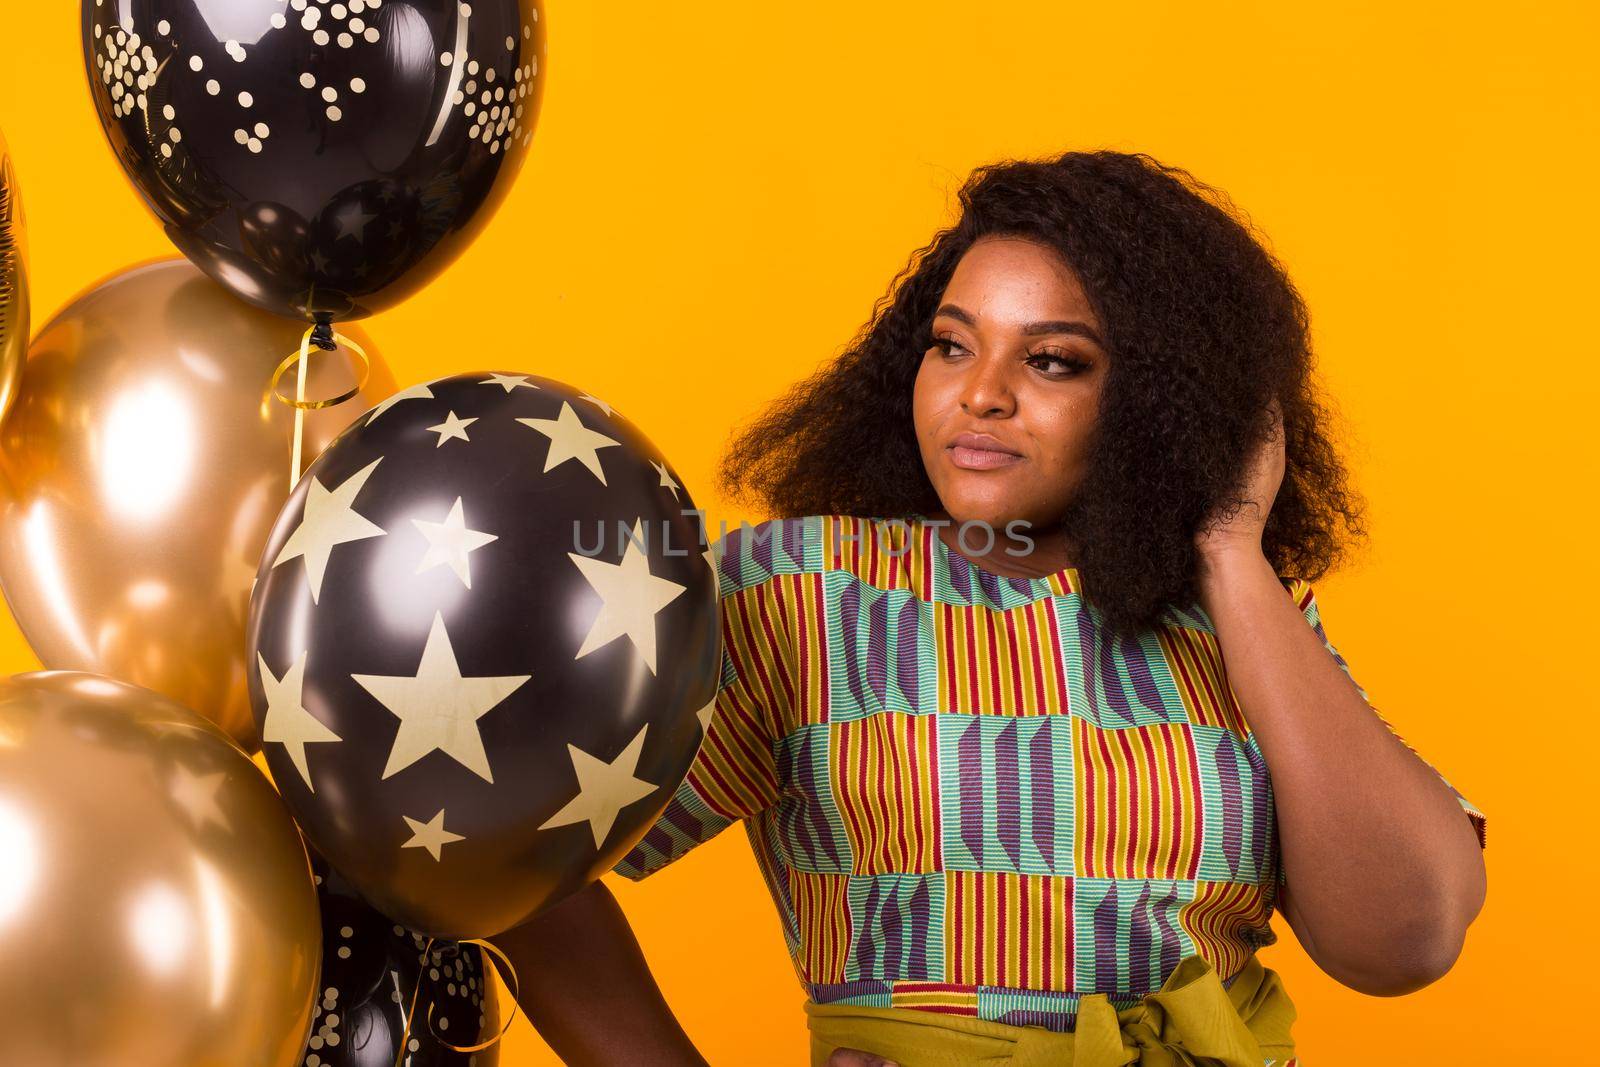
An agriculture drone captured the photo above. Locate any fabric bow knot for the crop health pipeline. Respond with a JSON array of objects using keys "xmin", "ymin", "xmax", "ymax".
[{"xmin": 806, "ymin": 953, "xmax": 1297, "ymax": 1067}]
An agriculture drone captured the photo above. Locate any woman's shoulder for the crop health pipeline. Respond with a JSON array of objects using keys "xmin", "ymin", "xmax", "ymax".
[
  {"xmin": 709, "ymin": 513, "xmax": 910, "ymax": 596},
  {"xmin": 709, "ymin": 517, "xmax": 1320, "ymax": 627},
  {"xmin": 708, "ymin": 513, "xmax": 830, "ymax": 597}
]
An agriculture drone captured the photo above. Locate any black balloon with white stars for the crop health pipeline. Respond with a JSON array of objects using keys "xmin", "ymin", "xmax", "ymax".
[{"xmin": 247, "ymin": 372, "xmax": 721, "ymax": 940}]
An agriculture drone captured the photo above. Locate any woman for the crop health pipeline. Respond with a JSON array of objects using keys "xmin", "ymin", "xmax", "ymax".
[{"xmin": 501, "ymin": 150, "xmax": 1488, "ymax": 1066}]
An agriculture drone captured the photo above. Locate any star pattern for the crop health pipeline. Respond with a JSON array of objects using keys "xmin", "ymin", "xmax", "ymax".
[
  {"xmin": 250, "ymin": 373, "xmax": 722, "ymax": 893},
  {"xmin": 367, "ymin": 381, "xmax": 435, "ymax": 425},
  {"xmin": 170, "ymin": 765, "xmax": 230, "ymax": 831},
  {"xmin": 271, "ymin": 458, "xmax": 386, "ymax": 603},
  {"xmin": 651, "ymin": 459, "xmax": 682, "ymax": 501},
  {"xmin": 353, "ymin": 612, "xmax": 531, "ymax": 783},
  {"xmin": 568, "ymin": 518, "xmax": 688, "ymax": 674},
  {"xmin": 426, "ymin": 410, "xmax": 477, "ymax": 447},
  {"xmin": 538, "ymin": 725, "xmax": 658, "ymax": 849},
  {"xmin": 413, "ymin": 497, "xmax": 498, "ymax": 589},
  {"xmin": 517, "ymin": 401, "xmax": 622, "ymax": 485},
  {"xmin": 258, "ymin": 651, "xmax": 342, "ymax": 790},
  {"xmin": 337, "ymin": 206, "xmax": 377, "ymax": 240},
  {"xmin": 401, "ymin": 808, "xmax": 465, "ymax": 861},
  {"xmin": 481, "ymin": 373, "xmax": 538, "ymax": 393}
]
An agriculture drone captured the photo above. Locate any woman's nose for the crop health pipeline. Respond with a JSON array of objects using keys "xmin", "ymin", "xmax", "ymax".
[{"xmin": 959, "ymin": 352, "xmax": 1016, "ymax": 417}]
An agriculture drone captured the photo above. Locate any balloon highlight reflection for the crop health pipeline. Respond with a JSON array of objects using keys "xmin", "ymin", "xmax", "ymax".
[
  {"xmin": 0, "ymin": 671, "xmax": 322, "ymax": 1067},
  {"xmin": 0, "ymin": 259, "xmax": 396, "ymax": 751}
]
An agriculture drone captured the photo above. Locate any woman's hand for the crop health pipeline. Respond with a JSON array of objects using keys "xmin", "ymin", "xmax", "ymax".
[
  {"xmin": 1194, "ymin": 396, "xmax": 1285, "ymax": 559},
  {"xmin": 828, "ymin": 1049, "xmax": 899, "ymax": 1067}
]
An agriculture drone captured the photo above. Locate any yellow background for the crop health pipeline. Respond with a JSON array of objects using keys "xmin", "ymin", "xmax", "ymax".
[{"xmin": 2, "ymin": 2, "xmax": 1594, "ymax": 1063}]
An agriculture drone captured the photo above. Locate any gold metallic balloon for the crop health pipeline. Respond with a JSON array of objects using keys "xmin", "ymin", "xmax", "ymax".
[
  {"xmin": 0, "ymin": 125, "xmax": 26, "ymax": 426},
  {"xmin": 0, "ymin": 671, "xmax": 321, "ymax": 1067},
  {"xmin": 0, "ymin": 258, "xmax": 395, "ymax": 751}
]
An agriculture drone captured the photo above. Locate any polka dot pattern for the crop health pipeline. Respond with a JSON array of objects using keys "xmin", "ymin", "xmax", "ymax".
[
  {"xmin": 433, "ymin": 4, "xmax": 542, "ymax": 155},
  {"xmin": 304, "ymin": 867, "xmax": 501, "ymax": 1066},
  {"xmin": 82, "ymin": 0, "xmax": 547, "ymax": 324},
  {"xmin": 88, "ymin": 1, "xmax": 543, "ymax": 159}
]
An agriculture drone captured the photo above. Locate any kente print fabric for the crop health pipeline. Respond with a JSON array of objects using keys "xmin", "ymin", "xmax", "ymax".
[{"xmin": 614, "ymin": 514, "xmax": 1487, "ymax": 1052}]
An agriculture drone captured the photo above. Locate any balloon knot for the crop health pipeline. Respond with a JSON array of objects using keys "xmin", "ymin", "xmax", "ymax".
[{"xmin": 310, "ymin": 321, "xmax": 337, "ymax": 351}]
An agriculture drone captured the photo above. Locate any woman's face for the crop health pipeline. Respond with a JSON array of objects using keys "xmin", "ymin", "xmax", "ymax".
[{"xmin": 913, "ymin": 234, "xmax": 1109, "ymax": 538}]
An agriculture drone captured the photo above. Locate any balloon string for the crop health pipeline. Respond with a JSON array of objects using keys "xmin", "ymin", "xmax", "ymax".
[
  {"xmin": 393, "ymin": 939, "xmax": 429, "ymax": 1067},
  {"xmin": 263, "ymin": 324, "xmax": 371, "ymax": 490},
  {"xmin": 393, "ymin": 936, "xmax": 522, "ymax": 1067},
  {"xmin": 291, "ymin": 334, "xmax": 309, "ymax": 488}
]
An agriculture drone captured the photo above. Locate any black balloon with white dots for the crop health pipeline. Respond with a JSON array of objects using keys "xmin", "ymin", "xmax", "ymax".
[
  {"xmin": 304, "ymin": 850, "xmax": 501, "ymax": 1067},
  {"xmin": 80, "ymin": 0, "xmax": 545, "ymax": 324},
  {"xmin": 247, "ymin": 372, "xmax": 720, "ymax": 941}
]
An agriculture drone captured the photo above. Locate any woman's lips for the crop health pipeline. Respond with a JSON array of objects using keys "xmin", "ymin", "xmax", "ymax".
[{"xmin": 948, "ymin": 444, "xmax": 1023, "ymax": 470}]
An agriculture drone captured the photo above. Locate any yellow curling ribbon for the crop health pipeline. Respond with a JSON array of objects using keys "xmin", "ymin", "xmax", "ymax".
[
  {"xmin": 394, "ymin": 936, "xmax": 522, "ymax": 1067},
  {"xmin": 262, "ymin": 324, "xmax": 371, "ymax": 489}
]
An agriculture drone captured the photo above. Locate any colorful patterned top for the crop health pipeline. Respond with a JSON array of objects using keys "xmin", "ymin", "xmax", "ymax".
[{"xmin": 614, "ymin": 514, "xmax": 1487, "ymax": 1041}]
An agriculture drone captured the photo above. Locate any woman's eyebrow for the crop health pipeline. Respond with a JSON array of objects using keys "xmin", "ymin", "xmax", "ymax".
[{"xmin": 936, "ymin": 303, "xmax": 1104, "ymax": 346}]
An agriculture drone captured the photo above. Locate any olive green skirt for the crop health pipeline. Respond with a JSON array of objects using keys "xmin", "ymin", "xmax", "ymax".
[{"xmin": 805, "ymin": 954, "xmax": 1296, "ymax": 1067}]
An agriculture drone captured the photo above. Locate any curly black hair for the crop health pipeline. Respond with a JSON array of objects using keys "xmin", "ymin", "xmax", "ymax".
[{"xmin": 715, "ymin": 149, "xmax": 1368, "ymax": 637}]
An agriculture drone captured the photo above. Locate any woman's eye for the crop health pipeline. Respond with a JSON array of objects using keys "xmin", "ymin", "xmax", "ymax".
[
  {"xmin": 1031, "ymin": 351, "xmax": 1090, "ymax": 376},
  {"xmin": 929, "ymin": 336, "xmax": 1088, "ymax": 376}
]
